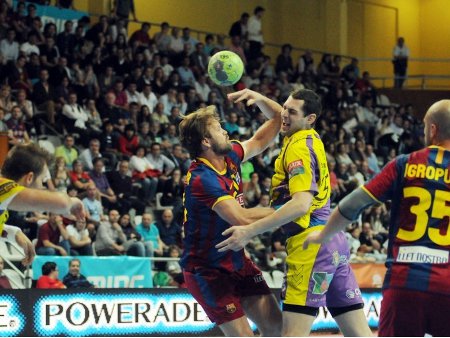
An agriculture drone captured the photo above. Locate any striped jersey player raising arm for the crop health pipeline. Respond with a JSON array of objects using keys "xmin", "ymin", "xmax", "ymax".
[
  {"xmin": 0, "ymin": 143, "xmax": 86, "ymax": 265},
  {"xmin": 304, "ymin": 99, "xmax": 450, "ymax": 336},
  {"xmin": 216, "ymin": 89, "xmax": 371, "ymax": 336},
  {"xmin": 179, "ymin": 89, "xmax": 282, "ymax": 337}
]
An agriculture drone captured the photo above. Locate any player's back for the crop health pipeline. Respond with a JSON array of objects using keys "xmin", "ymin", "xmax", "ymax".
[{"xmin": 366, "ymin": 146, "xmax": 450, "ymax": 295}]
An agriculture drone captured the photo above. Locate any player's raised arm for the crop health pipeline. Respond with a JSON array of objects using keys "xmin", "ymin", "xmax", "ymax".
[
  {"xmin": 228, "ymin": 89, "xmax": 282, "ymax": 161},
  {"xmin": 212, "ymin": 198, "xmax": 274, "ymax": 226}
]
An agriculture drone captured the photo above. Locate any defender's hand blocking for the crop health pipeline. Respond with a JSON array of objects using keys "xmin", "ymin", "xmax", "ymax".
[
  {"xmin": 216, "ymin": 226, "xmax": 252, "ymax": 252},
  {"xmin": 227, "ymin": 89, "xmax": 264, "ymax": 107},
  {"xmin": 303, "ymin": 230, "xmax": 325, "ymax": 250}
]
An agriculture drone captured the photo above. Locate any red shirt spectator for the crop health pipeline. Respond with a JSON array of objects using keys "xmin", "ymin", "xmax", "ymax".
[
  {"xmin": 36, "ymin": 275, "xmax": 66, "ymax": 289},
  {"xmin": 118, "ymin": 124, "xmax": 139, "ymax": 157}
]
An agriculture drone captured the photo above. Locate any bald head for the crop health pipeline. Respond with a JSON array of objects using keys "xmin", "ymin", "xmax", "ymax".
[{"xmin": 424, "ymin": 100, "xmax": 450, "ymax": 145}]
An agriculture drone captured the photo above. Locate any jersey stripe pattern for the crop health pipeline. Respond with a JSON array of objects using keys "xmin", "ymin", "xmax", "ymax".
[
  {"xmin": 364, "ymin": 146, "xmax": 450, "ymax": 295},
  {"xmin": 180, "ymin": 142, "xmax": 246, "ymax": 272}
]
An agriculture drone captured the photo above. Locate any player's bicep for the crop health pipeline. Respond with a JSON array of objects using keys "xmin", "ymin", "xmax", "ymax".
[
  {"xmin": 364, "ymin": 158, "xmax": 399, "ymax": 202},
  {"xmin": 212, "ymin": 198, "xmax": 248, "ymax": 225}
]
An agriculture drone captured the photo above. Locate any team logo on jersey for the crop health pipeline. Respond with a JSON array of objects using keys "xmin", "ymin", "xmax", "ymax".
[
  {"xmin": 236, "ymin": 193, "xmax": 244, "ymax": 206},
  {"xmin": 311, "ymin": 272, "xmax": 333, "ymax": 295},
  {"xmin": 226, "ymin": 303, "xmax": 237, "ymax": 313},
  {"xmin": 331, "ymin": 251, "xmax": 348, "ymax": 267},
  {"xmin": 287, "ymin": 160, "xmax": 305, "ymax": 178}
]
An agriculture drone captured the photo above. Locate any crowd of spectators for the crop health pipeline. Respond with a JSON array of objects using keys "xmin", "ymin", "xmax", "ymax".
[{"xmin": 0, "ymin": 1, "xmax": 426, "ymax": 286}]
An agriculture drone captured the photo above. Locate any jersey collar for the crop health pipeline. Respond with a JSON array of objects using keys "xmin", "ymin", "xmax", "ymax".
[{"xmin": 196, "ymin": 157, "xmax": 227, "ymax": 175}]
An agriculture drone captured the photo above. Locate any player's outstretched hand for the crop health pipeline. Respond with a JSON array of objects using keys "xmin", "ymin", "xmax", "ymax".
[
  {"xmin": 15, "ymin": 231, "xmax": 35, "ymax": 266},
  {"xmin": 70, "ymin": 197, "xmax": 86, "ymax": 221},
  {"xmin": 303, "ymin": 230, "xmax": 325, "ymax": 250},
  {"xmin": 216, "ymin": 226, "xmax": 252, "ymax": 252},
  {"xmin": 227, "ymin": 89, "xmax": 264, "ymax": 107}
]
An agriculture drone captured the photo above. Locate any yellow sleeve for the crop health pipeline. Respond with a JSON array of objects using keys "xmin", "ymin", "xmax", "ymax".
[{"xmin": 0, "ymin": 178, "xmax": 25, "ymax": 235}]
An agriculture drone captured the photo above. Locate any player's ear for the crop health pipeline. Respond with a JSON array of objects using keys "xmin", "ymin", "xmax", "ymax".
[
  {"xmin": 431, "ymin": 123, "xmax": 438, "ymax": 140},
  {"xmin": 307, "ymin": 114, "xmax": 317, "ymax": 125},
  {"xmin": 23, "ymin": 172, "xmax": 34, "ymax": 187},
  {"xmin": 201, "ymin": 137, "xmax": 211, "ymax": 149}
]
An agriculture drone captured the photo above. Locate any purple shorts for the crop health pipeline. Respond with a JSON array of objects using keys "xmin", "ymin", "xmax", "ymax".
[{"xmin": 282, "ymin": 228, "xmax": 363, "ymax": 309}]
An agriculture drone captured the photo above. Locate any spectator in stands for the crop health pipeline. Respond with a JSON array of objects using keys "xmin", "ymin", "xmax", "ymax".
[
  {"xmin": 7, "ymin": 105, "xmax": 30, "ymax": 146},
  {"xmin": 15, "ymin": 89, "xmax": 34, "ymax": 123},
  {"xmin": 66, "ymin": 220, "xmax": 93, "ymax": 256},
  {"xmin": 243, "ymin": 172, "xmax": 262, "ymax": 207},
  {"xmin": 36, "ymin": 213, "xmax": 70, "ymax": 256},
  {"xmin": 177, "ymin": 56, "xmax": 195, "ymax": 89},
  {"xmin": 129, "ymin": 22, "xmax": 151, "ymax": 46},
  {"xmin": 276, "ymin": 44, "xmax": 294, "ymax": 80},
  {"xmin": 95, "ymin": 209, "xmax": 127, "ymax": 256},
  {"xmin": 56, "ymin": 20, "xmax": 75, "ymax": 59},
  {"xmin": 136, "ymin": 212, "xmax": 164, "ymax": 258},
  {"xmin": 247, "ymin": 6, "xmax": 265, "ymax": 62},
  {"xmin": 393, "ymin": 37, "xmax": 409, "ymax": 88},
  {"xmin": 129, "ymin": 146, "xmax": 158, "ymax": 205},
  {"xmin": 111, "ymin": 0, "xmax": 137, "ymax": 21},
  {"xmin": 119, "ymin": 213, "xmax": 146, "ymax": 257},
  {"xmin": 154, "ymin": 22, "xmax": 171, "ymax": 54},
  {"xmin": 229, "ymin": 12, "xmax": 249, "ymax": 40},
  {"xmin": 270, "ymin": 226, "xmax": 287, "ymax": 266},
  {"xmin": 139, "ymin": 84, "xmax": 158, "ymax": 113},
  {"xmin": 69, "ymin": 159, "xmax": 94, "ymax": 196},
  {"xmin": 167, "ymin": 143, "xmax": 191, "ymax": 175},
  {"xmin": 190, "ymin": 42, "xmax": 208, "ymax": 76},
  {"xmin": 118, "ymin": 123, "xmax": 139, "ymax": 158},
  {"xmin": 63, "ymin": 258, "xmax": 94, "ymax": 288},
  {"xmin": 36, "ymin": 261, "xmax": 66, "ymax": 289},
  {"xmin": 99, "ymin": 121, "xmax": 120, "ymax": 169},
  {"xmin": 358, "ymin": 222, "xmax": 381, "ymax": 254},
  {"xmin": 156, "ymin": 209, "xmax": 182, "ymax": 251},
  {"xmin": 0, "ymin": 28, "xmax": 19, "ymax": 64},
  {"xmin": 79, "ymin": 138, "xmax": 102, "ymax": 171},
  {"xmin": 0, "ymin": 257, "xmax": 12, "ymax": 289},
  {"xmin": 107, "ymin": 159, "xmax": 145, "ymax": 215},
  {"xmin": 161, "ymin": 124, "xmax": 180, "ymax": 149},
  {"xmin": 90, "ymin": 157, "xmax": 117, "ymax": 209},
  {"xmin": 137, "ymin": 121, "xmax": 153, "ymax": 149},
  {"xmin": 20, "ymin": 31, "xmax": 40, "ymax": 59},
  {"xmin": 146, "ymin": 141, "xmax": 175, "ymax": 180},
  {"xmin": 61, "ymin": 91, "xmax": 92, "ymax": 141},
  {"xmin": 51, "ymin": 157, "xmax": 71, "ymax": 193},
  {"xmin": 341, "ymin": 57, "xmax": 360, "ymax": 85},
  {"xmin": 151, "ymin": 67, "xmax": 167, "ymax": 96},
  {"xmin": 82, "ymin": 183, "xmax": 105, "ymax": 224},
  {"xmin": 55, "ymin": 134, "xmax": 78, "ymax": 170},
  {"xmin": 32, "ymin": 68, "xmax": 56, "ymax": 127}
]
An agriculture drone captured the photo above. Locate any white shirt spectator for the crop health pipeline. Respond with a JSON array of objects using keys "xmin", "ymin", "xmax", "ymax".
[
  {"xmin": 62, "ymin": 103, "xmax": 89, "ymax": 129},
  {"xmin": 139, "ymin": 91, "xmax": 158, "ymax": 112},
  {"xmin": 20, "ymin": 42, "xmax": 40, "ymax": 58},
  {"xmin": 247, "ymin": 15, "xmax": 263, "ymax": 43},
  {"xmin": 0, "ymin": 39, "xmax": 19, "ymax": 63},
  {"xmin": 78, "ymin": 148, "xmax": 102, "ymax": 171},
  {"xmin": 146, "ymin": 153, "xmax": 175, "ymax": 175},
  {"xmin": 393, "ymin": 44, "xmax": 409, "ymax": 59},
  {"xmin": 194, "ymin": 81, "xmax": 211, "ymax": 102},
  {"xmin": 126, "ymin": 89, "xmax": 141, "ymax": 104},
  {"xmin": 66, "ymin": 224, "xmax": 89, "ymax": 242}
]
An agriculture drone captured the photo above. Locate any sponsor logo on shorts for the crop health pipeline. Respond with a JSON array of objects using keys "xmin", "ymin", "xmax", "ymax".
[
  {"xmin": 226, "ymin": 303, "xmax": 236, "ymax": 314},
  {"xmin": 346, "ymin": 288, "xmax": 361, "ymax": 299},
  {"xmin": 312, "ymin": 272, "xmax": 333, "ymax": 295},
  {"xmin": 288, "ymin": 160, "xmax": 305, "ymax": 177},
  {"xmin": 332, "ymin": 251, "xmax": 348, "ymax": 267}
]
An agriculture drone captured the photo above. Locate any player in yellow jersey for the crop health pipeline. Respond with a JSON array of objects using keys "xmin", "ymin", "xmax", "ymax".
[
  {"xmin": 1, "ymin": 143, "xmax": 85, "ymax": 265},
  {"xmin": 217, "ymin": 89, "xmax": 371, "ymax": 336}
]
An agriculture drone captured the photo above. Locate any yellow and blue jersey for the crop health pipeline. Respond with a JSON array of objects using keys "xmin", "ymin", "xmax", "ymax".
[{"xmin": 271, "ymin": 128, "xmax": 331, "ymax": 238}]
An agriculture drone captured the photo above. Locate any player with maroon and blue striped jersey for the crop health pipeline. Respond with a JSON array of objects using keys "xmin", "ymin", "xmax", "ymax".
[
  {"xmin": 179, "ymin": 91, "xmax": 282, "ymax": 337},
  {"xmin": 304, "ymin": 99, "xmax": 450, "ymax": 336}
]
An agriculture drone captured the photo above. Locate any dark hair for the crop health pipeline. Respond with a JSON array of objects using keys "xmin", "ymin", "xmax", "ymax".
[
  {"xmin": 1, "ymin": 144, "xmax": 52, "ymax": 182},
  {"xmin": 254, "ymin": 6, "xmax": 265, "ymax": 14},
  {"xmin": 42, "ymin": 261, "xmax": 57, "ymax": 276},
  {"xmin": 290, "ymin": 89, "xmax": 322, "ymax": 121}
]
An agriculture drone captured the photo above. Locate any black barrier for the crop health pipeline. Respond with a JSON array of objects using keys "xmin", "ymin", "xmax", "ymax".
[{"xmin": 0, "ymin": 288, "xmax": 381, "ymax": 336}]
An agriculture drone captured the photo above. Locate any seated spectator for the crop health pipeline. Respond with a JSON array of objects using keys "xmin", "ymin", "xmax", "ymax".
[
  {"xmin": 66, "ymin": 219, "xmax": 93, "ymax": 256},
  {"xmin": 166, "ymin": 244, "xmax": 184, "ymax": 287},
  {"xmin": 95, "ymin": 209, "xmax": 127, "ymax": 256},
  {"xmin": 358, "ymin": 222, "xmax": 381, "ymax": 254},
  {"xmin": 107, "ymin": 160, "xmax": 145, "ymax": 215},
  {"xmin": 160, "ymin": 168, "xmax": 184, "ymax": 221},
  {"xmin": 119, "ymin": 213, "xmax": 146, "ymax": 257},
  {"xmin": 0, "ymin": 257, "xmax": 12, "ymax": 289},
  {"xmin": 61, "ymin": 92, "xmax": 94, "ymax": 146},
  {"xmin": 69, "ymin": 159, "xmax": 94, "ymax": 196},
  {"xmin": 63, "ymin": 258, "xmax": 94, "ymax": 288},
  {"xmin": 6, "ymin": 105, "xmax": 30, "ymax": 146},
  {"xmin": 36, "ymin": 261, "xmax": 66, "ymax": 289},
  {"xmin": 99, "ymin": 121, "xmax": 120, "ymax": 171},
  {"xmin": 136, "ymin": 212, "xmax": 164, "ymax": 258},
  {"xmin": 243, "ymin": 172, "xmax": 262, "ymax": 207},
  {"xmin": 55, "ymin": 135, "xmax": 78, "ymax": 169},
  {"xmin": 118, "ymin": 123, "xmax": 139, "ymax": 158},
  {"xmin": 32, "ymin": 68, "xmax": 56, "ymax": 127},
  {"xmin": 78, "ymin": 138, "xmax": 102, "ymax": 171},
  {"xmin": 137, "ymin": 121, "xmax": 153, "ymax": 150},
  {"xmin": 89, "ymin": 157, "xmax": 117, "ymax": 210},
  {"xmin": 129, "ymin": 146, "xmax": 158, "ymax": 205},
  {"xmin": 146, "ymin": 142, "xmax": 175, "ymax": 182},
  {"xmin": 345, "ymin": 223, "xmax": 362, "ymax": 255},
  {"xmin": 82, "ymin": 183, "xmax": 105, "ymax": 225},
  {"xmin": 36, "ymin": 213, "xmax": 70, "ymax": 256},
  {"xmin": 167, "ymin": 144, "xmax": 191, "ymax": 175},
  {"xmin": 156, "ymin": 209, "xmax": 182, "ymax": 252}
]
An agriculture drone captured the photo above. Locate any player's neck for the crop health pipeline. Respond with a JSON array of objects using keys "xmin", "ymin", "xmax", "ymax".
[{"xmin": 198, "ymin": 153, "xmax": 226, "ymax": 172}]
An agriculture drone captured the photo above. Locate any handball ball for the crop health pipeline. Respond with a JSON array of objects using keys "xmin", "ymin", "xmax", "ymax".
[{"xmin": 208, "ymin": 51, "xmax": 244, "ymax": 86}]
